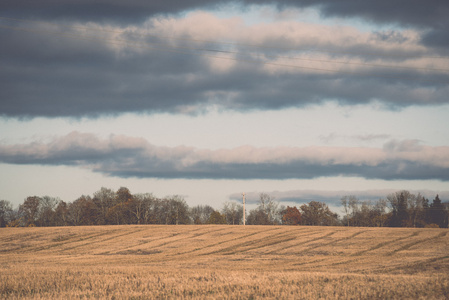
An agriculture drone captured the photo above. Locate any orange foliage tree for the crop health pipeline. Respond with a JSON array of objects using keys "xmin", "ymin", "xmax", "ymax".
[{"xmin": 282, "ymin": 206, "xmax": 301, "ymax": 225}]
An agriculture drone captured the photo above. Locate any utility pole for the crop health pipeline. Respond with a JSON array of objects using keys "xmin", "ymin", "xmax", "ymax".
[{"xmin": 242, "ymin": 192, "xmax": 246, "ymax": 226}]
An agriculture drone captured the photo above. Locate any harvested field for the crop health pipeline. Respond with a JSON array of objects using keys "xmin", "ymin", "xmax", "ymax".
[{"xmin": 1, "ymin": 225, "xmax": 448, "ymax": 299}]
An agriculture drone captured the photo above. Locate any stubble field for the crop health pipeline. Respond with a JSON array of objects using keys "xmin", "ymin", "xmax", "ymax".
[{"xmin": 1, "ymin": 225, "xmax": 448, "ymax": 299}]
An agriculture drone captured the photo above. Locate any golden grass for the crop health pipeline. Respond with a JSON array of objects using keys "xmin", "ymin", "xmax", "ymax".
[{"xmin": 1, "ymin": 225, "xmax": 448, "ymax": 299}]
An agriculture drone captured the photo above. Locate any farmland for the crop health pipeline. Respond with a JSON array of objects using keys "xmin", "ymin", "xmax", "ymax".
[{"xmin": 1, "ymin": 225, "xmax": 448, "ymax": 299}]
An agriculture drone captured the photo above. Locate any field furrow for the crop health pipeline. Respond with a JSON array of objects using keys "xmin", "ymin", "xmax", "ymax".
[
  {"xmin": 110, "ymin": 226, "xmax": 229, "ymax": 255},
  {"xmin": 273, "ymin": 229, "xmax": 339, "ymax": 255},
  {"xmin": 301, "ymin": 229, "xmax": 368, "ymax": 254},
  {"xmin": 202, "ymin": 227, "xmax": 284, "ymax": 255},
  {"xmin": 174, "ymin": 228, "xmax": 268, "ymax": 256},
  {"xmin": 351, "ymin": 231, "xmax": 419, "ymax": 256},
  {"xmin": 1, "ymin": 225, "xmax": 448, "ymax": 299},
  {"xmin": 388, "ymin": 231, "xmax": 448, "ymax": 255}
]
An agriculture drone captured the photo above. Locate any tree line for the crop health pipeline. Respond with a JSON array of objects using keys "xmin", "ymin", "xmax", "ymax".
[
  {"xmin": 340, "ymin": 191, "xmax": 448, "ymax": 228},
  {"xmin": 0, "ymin": 188, "xmax": 447, "ymax": 228}
]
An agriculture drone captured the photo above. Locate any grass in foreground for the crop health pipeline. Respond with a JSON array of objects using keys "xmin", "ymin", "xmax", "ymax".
[{"xmin": 1, "ymin": 266, "xmax": 449, "ymax": 299}]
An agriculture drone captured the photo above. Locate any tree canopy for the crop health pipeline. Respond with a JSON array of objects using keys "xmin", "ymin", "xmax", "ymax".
[{"xmin": 1, "ymin": 189, "xmax": 447, "ymax": 228}]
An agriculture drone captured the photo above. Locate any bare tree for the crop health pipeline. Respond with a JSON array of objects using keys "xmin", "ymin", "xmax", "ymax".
[
  {"xmin": 258, "ymin": 193, "xmax": 280, "ymax": 224},
  {"xmin": 246, "ymin": 209, "xmax": 270, "ymax": 225},
  {"xmin": 374, "ymin": 198, "xmax": 388, "ymax": 227},
  {"xmin": 141, "ymin": 195, "xmax": 159, "ymax": 224},
  {"xmin": 54, "ymin": 200, "xmax": 69, "ymax": 226},
  {"xmin": 164, "ymin": 195, "xmax": 190, "ymax": 225},
  {"xmin": 19, "ymin": 196, "xmax": 41, "ymax": 226},
  {"xmin": 190, "ymin": 205, "xmax": 215, "ymax": 224},
  {"xmin": 92, "ymin": 187, "xmax": 115, "ymax": 225},
  {"xmin": 38, "ymin": 196, "xmax": 60, "ymax": 226},
  {"xmin": 358, "ymin": 200, "xmax": 373, "ymax": 227},
  {"xmin": 222, "ymin": 201, "xmax": 243, "ymax": 225},
  {"xmin": 129, "ymin": 193, "xmax": 155, "ymax": 224},
  {"xmin": 349, "ymin": 196, "xmax": 360, "ymax": 226},
  {"xmin": 340, "ymin": 195, "xmax": 357, "ymax": 226},
  {"xmin": 0, "ymin": 200, "xmax": 14, "ymax": 227}
]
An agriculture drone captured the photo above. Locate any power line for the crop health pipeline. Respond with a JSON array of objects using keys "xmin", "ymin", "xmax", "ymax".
[
  {"xmin": 1, "ymin": 15, "xmax": 449, "ymax": 61},
  {"xmin": 0, "ymin": 23, "xmax": 448, "ymax": 83}
]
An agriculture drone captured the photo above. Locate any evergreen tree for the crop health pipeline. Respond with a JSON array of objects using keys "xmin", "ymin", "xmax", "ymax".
[
  {"xmin": 429, "ymin": 195, "xmax": 446, "ymax": 228},
  {"xmin": 388, "ymin": 191, "xmax": 410, "ymax": 227}
]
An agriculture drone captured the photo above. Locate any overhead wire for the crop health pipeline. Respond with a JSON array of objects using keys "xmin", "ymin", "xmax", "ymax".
[
  {"xmin": 0, "ymin": 24, "xmax": 354, "ymax": 76},
  {"xmin": 0, "ymin": 19, "xmax": 449, "ymax": 82},
  {"xmin": 1, "ymin": 15, "xmax": 449, "ymax": 61}
]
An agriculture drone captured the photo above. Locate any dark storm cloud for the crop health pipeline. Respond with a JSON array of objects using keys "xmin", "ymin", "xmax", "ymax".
[
  {"xmin": 0, "ymin": 21, "xmax": 447, "ymax": 118},
  {"xmin": 2, "ymin": 1, "xmax": 448, "ymax": 28},
  {"xmin": 303, "ymin": 0, "xmax": 449, "ymax": 48},
  {"xmin": 2, "ymin": 1, "xmax": 448, "ymax": 48},
  {"xmin": 0, "ymin": 1, "xmax": 448, "ymax": 118},
  {"xmin": 254, "ymin": 0, "xmax": 449, "ymax": 47},
  {"xmin": 0, "ymin": 132, "xmax": 448, "ymax": 181},
  {"xmin": 0, "ymin": 0, "xmax": 222, "ymax": 23}
]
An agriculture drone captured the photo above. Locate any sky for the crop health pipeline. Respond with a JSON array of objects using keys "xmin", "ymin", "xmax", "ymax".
[{"xmin": 1, "ymin": 1, "xmax": 449, "ymax": 213}]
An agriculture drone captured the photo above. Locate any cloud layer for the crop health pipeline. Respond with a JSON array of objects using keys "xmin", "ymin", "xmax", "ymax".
[
  {"xmin": 1, "ymin": 2, "xmax": 448, "ymax": 118},
  {"xmin": 3, "ymin": 1, "xmax": 448, "ymax": 35},
  {"xmin": 2, "ymin": 0, "xmax": 448, "ymax": 48},
  {"xmin": 229, "ymin": 189, "xmax": 449, "ymax": 206},
  {"xmin": 1, "ymin": 132, "xmax": 448, "ymax": 181}
]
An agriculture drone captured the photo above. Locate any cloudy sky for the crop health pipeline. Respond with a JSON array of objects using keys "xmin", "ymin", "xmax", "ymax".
[{"xmin": 1, "ymin": 1, "xmax": 449, "ymax": 211}]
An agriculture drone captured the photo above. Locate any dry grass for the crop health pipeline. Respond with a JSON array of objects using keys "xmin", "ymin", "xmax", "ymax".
[{"xmin": 1, "ymin": 225, "xmax": 448, "ymax": 299}]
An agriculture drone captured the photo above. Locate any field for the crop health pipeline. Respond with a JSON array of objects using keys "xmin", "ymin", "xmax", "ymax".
[{"xmin": 1, "ymin": 225, "xmax": 448, "ymax": 299}]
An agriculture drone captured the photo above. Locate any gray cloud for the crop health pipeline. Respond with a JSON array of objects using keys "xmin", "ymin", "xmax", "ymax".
[
  {"xmin": 2, "ymin": 1, "xmax": 448, "ymax": 29},
  {"xmin": 0, "ymin": 1, "xmax": 222, "ymax": 23},
  {"xmin": 312, "ymin": 0, "xmax": 449, "ymax": 48},
  {"xmin": 1, "ymin": 132, "xmax": 448, "ymax": 181},
  {"xmin": 0, "ymin": 20, "xmax": 447, "ymax": 118},
  {"xmin": 229, "ymin": 189, "xmax": 449, "ymax": 206},
  {"xmin": 3, "ymin": 0, "xmax": 449, "ymax": 56},
  {"xmin": 2, "ymin": 1, "xmax": 448, "ymax": 49},
  {"xmin": 0, "ymin": 2, "xmax": 448, "ymax": 118},
  {"xmin": 262, "ymin": 0, "xmax": 449, "ymax": 48}
]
